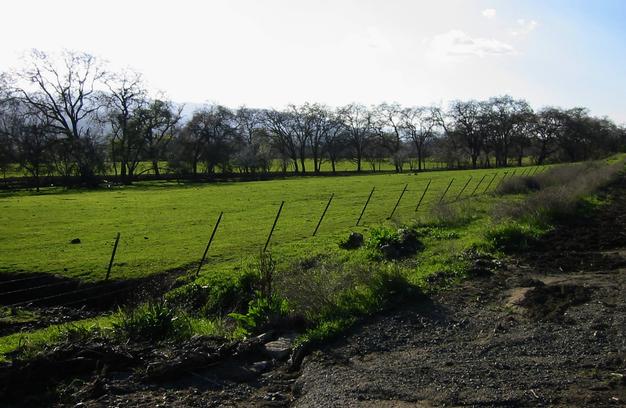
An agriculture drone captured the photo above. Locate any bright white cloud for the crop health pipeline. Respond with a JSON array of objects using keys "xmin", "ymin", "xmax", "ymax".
[
  {"xmin": 482, "ymin": 8, "xmax": 497, "ymax": 19},
  {"xmin": 427, "ymin": 30, "xmax": 516, "ymax": 60},
  {"xmin": 510, "ymin": 19, "xmax": 538, "ymax": 36}
]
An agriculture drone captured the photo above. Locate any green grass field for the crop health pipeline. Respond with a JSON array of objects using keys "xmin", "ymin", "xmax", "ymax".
[{"xmin": 0, "ymin": 165, "xmax": 541, "ymax": 282}]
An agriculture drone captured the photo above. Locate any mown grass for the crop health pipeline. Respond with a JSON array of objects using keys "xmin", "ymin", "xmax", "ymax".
[{"xmin": 0, "ymin": 165, "xmax": 542, "ymax": 281}]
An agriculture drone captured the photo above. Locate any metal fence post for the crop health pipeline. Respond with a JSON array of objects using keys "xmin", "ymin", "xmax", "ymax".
[
  {"xmin": 105, "ymin": 232, "xmax": 121, "ymax": 281},
  {"xmin": 483, "ymin": 172, "xmax": 498, "ymax": 194},
  {"xmin": 415, "ymin": 179, "xmax": 432, "ymax": 212},
  {"xmin": 439, "ymin": 178, "xmax": 455, "ymax": 203},
  {"xmin": 264, "ymin": 201, "xmax": 284, "ymax": 252},
  {"xmin": 196, "ymin": 211, "xmax": 223, "ymax": 277},
  {"xmin": 356, "ymin": 187, "xmax": 375, "ymax": 226},
  {"xmin": 313, "ymin": 193, "xmax": 334, "ymax": 236},
  {"xmin": 470, "ymin": 174, "xmax": 487, "ymax": 196},
  {"xmin": 388, "ymin": 184, "xmax": 408, "ymax": 219},
  {"xmin": 455, "ymin": 176, "xmax": 473, "ymax": 201}
]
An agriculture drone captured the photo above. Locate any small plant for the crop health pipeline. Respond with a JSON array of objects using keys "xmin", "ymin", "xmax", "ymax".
[
  {"xmin": 113, "ymin": 301, "xmax": 191, "ymax": 341},
  {"xmin": 228, "ymin": 293, "xmax": 290, "ymax": 335},
  {"xmin": 485, "ymin": 222, "xmax": 546, "ymax": 252},
  {"xmin": 366, "ymin": 226, "xmax": 424, "ymax": 259},
  {"xmin": 228, "ymin": 251, "xmax": 290, "ymax": 335},
  {"xmin": 366, "ymin": 226, "xmax": 401, "ymax": 250}
]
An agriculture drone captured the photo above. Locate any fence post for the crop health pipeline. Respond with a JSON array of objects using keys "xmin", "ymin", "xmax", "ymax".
[
  {"xmin": 313, "ymin": 193, "xmax": 334, "ymax": 236},
  {"xmin": 439, "ymin": 178, "xmax": 455, "ymax": 203},
  {"xmin": 455, "ymin": 176, "xmax": 473, "ymax": 201},
  {"xmin": 264, "ymin": 201, "xmax": 284, "ymax": 252},
  {"xmin": 470, "ymin": 174, "xmax": 487, "ymax": 196},
  {"xmin": 388, "ymin": 184, "xmax": 408, "ymax": 219},
  {"xmin": 495, "ymin": 171, "xmax": 509, "ymax": 189},
  {"xmin": 105, "ymin": 232, "xmax": 120, "ymax": 281},
  {"xmin": 356, "ymin": 187, "xmax": 375, "ymax": 226},
  {"xmin": 483, "ymin": 172, "xmax": 498, "ymax": 194},
  {"xmin": 415, "ymin": 179, "xmax": 432, "ymax": 211},
  {"xmin": 196, "ymin": 211, "xmax": 224, "ymax": 277}
]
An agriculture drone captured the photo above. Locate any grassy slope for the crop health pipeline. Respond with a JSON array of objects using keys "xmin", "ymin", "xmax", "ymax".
[{"xmin": 0, "ymin": 165, "xmax": 540, "ymax": 281}]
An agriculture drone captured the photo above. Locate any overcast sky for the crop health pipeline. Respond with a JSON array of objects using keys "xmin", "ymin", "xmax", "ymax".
[{"xmin": 2, "ymin": 0, "xmax": 625, "ymax": 122}]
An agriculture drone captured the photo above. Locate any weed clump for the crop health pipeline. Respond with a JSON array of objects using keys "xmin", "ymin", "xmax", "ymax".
[
  {"xmin": 339, "ymin": 232, "xmax": 364, "ymax": 249},
  {"xmin": 366, "ymin": 226, "xmax": 424, "ymax": 259},
  {"xmin": 496, "ymin": 176, "xmax": 541, "ymax": 195},
  {"xmin": 429, "ymin": 201, "xmax": 476, "ymax": 227},
  {"xmin": 485, "ymin": 222, "xmax": 547, "ymax": 252},
  {"xmin": 112, "ymin": 302, "xmax": 191, "ymax": 341}
]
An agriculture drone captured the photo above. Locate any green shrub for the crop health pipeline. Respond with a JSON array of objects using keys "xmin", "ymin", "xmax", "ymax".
[
  {"xmin": 113, "ymin": 302, "xmax": 191, "ymax": 341},
  {"xmin": 485, "ymin": 222, "xmax": 546, "ymax": 252},
  {"xmin": 228, "ymin": 292, "xmax": 290, "ymax": 335},
  {"xmin": 366, "ymin": 226, "xmax": 401, "ymax": 250}
]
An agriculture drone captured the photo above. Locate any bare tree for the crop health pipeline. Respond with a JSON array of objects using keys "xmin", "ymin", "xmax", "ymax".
[
  {"xmin": 104, "ymin": 70, "xmax": 147, "ymax": 181},
  {"xmin": 321, "ymin": 109, "xmax": 347, "ymax": 173},
  {"xmin": 264, "ymin": 109, "xmax": 299, "ymax": 173},
  {"xmin": 17, "ymin": 50, "xmax": 106, "ymax": 179},
  {"xmin": 135, "ymin": 99, "xmax": 183, "ymax": 175},
  {"xmin": 372, "ymin": 102, "xmax": 404, "ymax": 172},
  {"xmin": 339, "ymin": 103, "xmax": 372, "ymax": 172},
  {"xmin": 481, "ymin": 96, "xmax": 532, "ymax": 166},
  {"xmin": 401, "ymin": 106, "xmax": 436, "ymax": 171},
  {"xmin": 234, "ymin": 106, "xmax": 270, "ymax": 173},
  {"xmin": 437, "ymin": 100, "xmax": 484, "ymax": 169}
]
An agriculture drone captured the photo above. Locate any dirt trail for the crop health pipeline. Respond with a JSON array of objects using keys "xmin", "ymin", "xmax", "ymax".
[{"xmin": 293, "ymin": 181, "xmax": 626, "ymax": 407}]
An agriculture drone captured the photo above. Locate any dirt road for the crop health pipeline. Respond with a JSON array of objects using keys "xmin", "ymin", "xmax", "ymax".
[{"xmin": 293, "ymin": 182, "xmax": 626, "ymax": 407}]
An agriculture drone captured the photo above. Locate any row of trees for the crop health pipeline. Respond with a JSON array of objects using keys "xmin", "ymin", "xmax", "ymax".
[{"xmin": 1, "ymin": 50, "xmax": 625, "ymax": 189}]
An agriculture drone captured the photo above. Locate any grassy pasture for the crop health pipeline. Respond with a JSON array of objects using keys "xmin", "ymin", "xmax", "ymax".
[{"xmin": 0, "ymin": 165, "xmax": 541, "ymax": 282}]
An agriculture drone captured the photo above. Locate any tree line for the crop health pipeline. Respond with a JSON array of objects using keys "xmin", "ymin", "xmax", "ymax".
[{"xmin": 1, "ymin": 50, "xmax": 624, "ymax": 189}]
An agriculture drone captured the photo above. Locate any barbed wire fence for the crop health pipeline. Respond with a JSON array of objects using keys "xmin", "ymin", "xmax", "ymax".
[{"xmin": 1, "ymin": 166, "xmax": 548, "ymax": 311}]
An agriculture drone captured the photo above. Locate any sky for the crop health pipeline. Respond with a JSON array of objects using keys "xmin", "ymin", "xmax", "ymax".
[{"xmin": 1, "ymin": 0, "xmax": 625, "ymax": 123}]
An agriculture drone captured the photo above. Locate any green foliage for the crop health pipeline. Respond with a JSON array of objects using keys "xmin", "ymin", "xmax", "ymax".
[
  {"xmin": 366, "ymin": 226, "xmax": 401, "ymax": 250},
  {"xmin": 112, "ymin": 302, "xmax": 191, "ymax": 341},
  {"xmin": 228, "ymin": 292, "xmax": 290, "ymax": 336},
  {"xmin": 485, "ymin": 222, "xmax": 547, "ymax": 252},
  {"xmin": 414, "ymin": 226, "xmax": 460, "ymax": 240}
]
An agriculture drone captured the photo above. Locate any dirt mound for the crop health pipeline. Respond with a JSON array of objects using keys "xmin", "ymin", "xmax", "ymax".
[{"xmin": 518, "ymin": 284, "xmax": 593, "ymax": 321}]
